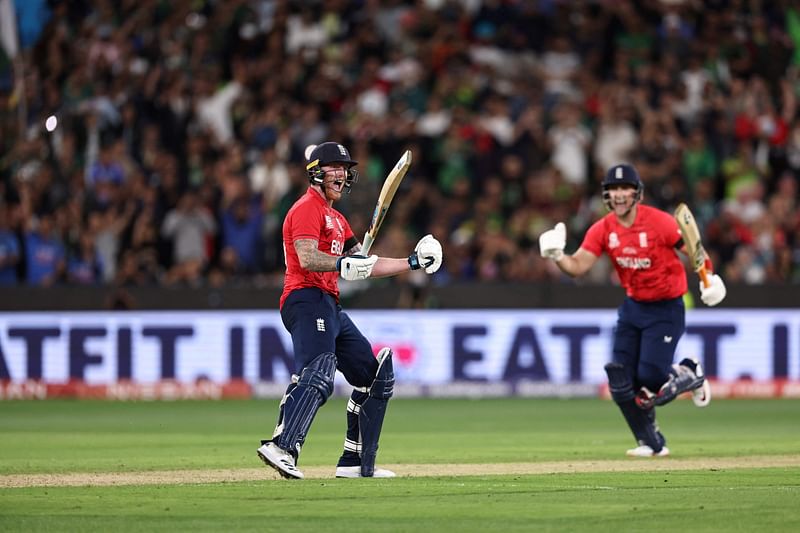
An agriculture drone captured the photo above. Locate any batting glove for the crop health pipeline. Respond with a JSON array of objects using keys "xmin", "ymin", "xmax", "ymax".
[
  {"xmin": 409, "ymin": 234, "xmax": 442, "ymax": 274},
  {"xmin": 539, "ymin": 222, "xmax": 566, "ymax": 261},
  {"xmin": 337, "ymin": 254, "xmax": 378, "ymax": 281},
  {"xmin": 700, "ymin": 273, "xmax": 726, "ymax": 306}
]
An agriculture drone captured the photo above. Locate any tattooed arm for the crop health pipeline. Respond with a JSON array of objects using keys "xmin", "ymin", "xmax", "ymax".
[
  {"xmin": 294, "ymin": 239, "xmax": 341, "ymax": 272},
  {"xmin": 294, "ymin": 238, "xmax": 416, "ymax": 278},
  {"xmin": 294, "ymin": 236, "xmax": 365, "ymax": 272}
]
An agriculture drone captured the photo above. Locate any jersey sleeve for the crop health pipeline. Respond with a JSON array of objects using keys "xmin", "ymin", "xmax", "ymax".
[
  {"xmin": 579, "ymin": 218, "xmax": 606, "ymax": 256},
  {"xmin": 290, "ymin": 203, "xmax": 323, "ymax": 240},
  {"xmin": 656, "ymin": 209, "xmax": 682, "ymax": 248}
]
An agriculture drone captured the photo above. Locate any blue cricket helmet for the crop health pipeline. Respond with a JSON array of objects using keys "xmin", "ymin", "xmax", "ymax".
[
  {"xmin": 602, "ymin": 163, "xmax": 643, "ymax": 209},
  {"xmin": 306, "ymin": 142, "xmax": 359, "ymax": 189}
]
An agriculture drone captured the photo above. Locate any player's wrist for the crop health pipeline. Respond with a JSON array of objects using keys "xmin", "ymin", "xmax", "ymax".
[
  {"xmin": 407, "ymin": 252, "xmax": 421, "ymax": 270},
  {"xmin": 335, "ymin": 256, "xmax": 344, "ymax": 271}
]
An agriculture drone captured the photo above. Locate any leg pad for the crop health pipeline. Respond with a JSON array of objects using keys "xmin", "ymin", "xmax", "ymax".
[
  {"xmin": 359, "ymin": 348, "xmax": 394, "ymax": 477},
  {"xmin": 275, "ymin": 352, "xmax": 337, "ymax": 457},
  {"xmin": 652, "ymin": 358, "xmax": 705, "ymax": 407},
  {"xmin": 605, "ymin": 362, "xmax": 665, "ymax": 452}
]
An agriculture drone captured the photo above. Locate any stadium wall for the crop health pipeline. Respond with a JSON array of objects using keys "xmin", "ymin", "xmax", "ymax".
[
  {"xmin": 0, "ymin": 283, "xmax": 798, "ymax": 310},
  {"xmin": 1, "ymin": 308, "xmax": 798, "ymax": 400}
]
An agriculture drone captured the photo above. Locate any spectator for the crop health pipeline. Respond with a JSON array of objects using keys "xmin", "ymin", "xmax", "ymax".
[
  {"xmin": 219, "ymin": 195, "xmax": 264, "ymax": 275},
  {"xmin": 161, "ymin": 189, "xmax": 216, "ymax": 286},
  {"xmin": 24, "ymin": 212, "xmax": 65, "ymax": 286},
  {"xmin": 67, "ymin": 231, "xmax": 103, "ymax": 285},
  {"xmin": 1, "ymin": 1, "xmax": 799, "ymax": 289},
  {"xmin": 0, "ymin": 205, "xmax": 20, "ymax": 285},
  {"xmin": 547, "ymin": 101, "xmax": 592, "ymax": 192}
]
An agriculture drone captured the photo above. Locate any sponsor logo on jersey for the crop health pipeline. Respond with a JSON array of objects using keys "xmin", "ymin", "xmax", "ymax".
[{"xmin": 615, "ymin": 256, "xmax": 652, "ymax": 270}]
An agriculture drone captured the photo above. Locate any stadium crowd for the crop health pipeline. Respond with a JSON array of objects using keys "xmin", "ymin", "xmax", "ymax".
[{"xmin": 1, "ymin": 0, "xmax": 799, "ymax": 293}]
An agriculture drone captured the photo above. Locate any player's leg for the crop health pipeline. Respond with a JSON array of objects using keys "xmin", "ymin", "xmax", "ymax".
[
  {"xmin": 358, "ymin": 346, "xmax": 394, "ymax": 477},
  {"xmin": 636, "ymin": 358, "xmax": 709, "ymax": 408},
  {"xmin": 337, "ymin": 388, "xmax": 369, "ymax": 469},
  {"xmin": 257, "ymin": 351, "xmax": 336, "ymax": 478},
  {"xmin": 257, "ymin": 289, "xmax": 339, "ymax": 479},
  {"xmin": 635, "ymin": 300, "xmax": 705, "ymax": 408},
  {"xmin": 334, "ymin": 311, "xmax": 395, "ymax": 478},
  {"xmin": 605, "ymin": 361, "xmax": 668, "ymax": 456},
  {"xmin": 607, "ymin": 301, "xmax": 667, "ymax": 457},
  {"xmin": 258, "ymin": 378, "xmax": 299, "ymax": 475}
]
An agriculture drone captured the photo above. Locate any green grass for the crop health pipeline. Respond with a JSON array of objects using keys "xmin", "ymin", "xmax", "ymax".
[{"xmin": 1, "ymin": 398, "xmax": 799, "ymax": 531}]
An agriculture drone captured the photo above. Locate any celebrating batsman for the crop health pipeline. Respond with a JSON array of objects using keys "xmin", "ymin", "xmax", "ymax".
[
  {"xmin": 538, "ymin": 164, "xmax": 726, "ymax": 457},
  {"xmin": 257, "ymin": 142, "xmax": 443, "ymax": 479}
]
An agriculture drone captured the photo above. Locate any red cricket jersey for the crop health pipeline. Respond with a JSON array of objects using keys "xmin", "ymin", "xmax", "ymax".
[
  {"xmin": 580, "ymin": 204, "xmax": 687, "ymax": 301},
  {"xmin": 280, "ymin": 187, "xmax": 354, "ymax": 308}
]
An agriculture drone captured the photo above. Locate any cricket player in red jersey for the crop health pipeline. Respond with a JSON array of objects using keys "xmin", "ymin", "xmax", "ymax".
[
  {"xmin": 257, "ymin": 142, "xmax": 442, "ymax": 479},
  {"xmin": 539, "ymin": 164, "xmax": 726, "ymax": 457}
]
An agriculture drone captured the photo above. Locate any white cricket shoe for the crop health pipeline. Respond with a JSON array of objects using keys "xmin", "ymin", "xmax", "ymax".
[
  {"xmin": 335, "ymin": 465, "xmax": 396, "ymax": 478},
  {"xmin": 626, "ymin": 445, "xmax": 670, "ymax": 458},
  {"xmin": 692, "ymin": 379, "xmax": 711, "ymax": 407},
  {"xmin": 257, "ymin": 442, "xmax": 304, "ymax": 479},
  {"xmin": 681, "ymin": 358, "xmax": 711, "ymax": 407}
]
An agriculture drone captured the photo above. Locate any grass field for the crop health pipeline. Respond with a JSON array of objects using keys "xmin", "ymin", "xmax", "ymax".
[{"xmin": 1, "ymin": 398, "xmax": 799, "ymax": 531}]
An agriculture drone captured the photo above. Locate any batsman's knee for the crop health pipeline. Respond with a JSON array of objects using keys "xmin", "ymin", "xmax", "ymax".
[
  {"xmin": 604, "ymin": 362, "xmax": 635, "ymax": 403},
  {"xmin": 369, "ymin": 347, "xmax": 394, "ymax": 400},
  {"xmin": 297, "ymin": 351, "xmax": 337, "ymax": 403},
  {"xmin": 274, "ymin": 352, "xmax": 337, "ymax": 455}
]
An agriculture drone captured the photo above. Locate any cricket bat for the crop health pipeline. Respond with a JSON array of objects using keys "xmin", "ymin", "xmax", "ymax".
[
  {"xmin": 361, "ymin": 150, "xmax": 412, "ymax": 254},
  {"xmin": 674, "ymin": 202, "xmax": 710, "ymax": 288}
]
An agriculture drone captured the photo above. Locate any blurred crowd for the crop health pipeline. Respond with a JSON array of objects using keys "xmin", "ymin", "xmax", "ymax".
[{"xmin": 2, "ymin": 0, "xmax": 800, "ymax": 294}]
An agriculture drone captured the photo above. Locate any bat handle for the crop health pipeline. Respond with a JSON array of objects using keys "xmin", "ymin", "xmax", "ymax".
[
  {"xmin": 362, "ymin": 234, "xmax": 374, "ymax": 255},
  {"xmin": 698, "ymin": 266, "xmax": 710, "ymax": 289}
]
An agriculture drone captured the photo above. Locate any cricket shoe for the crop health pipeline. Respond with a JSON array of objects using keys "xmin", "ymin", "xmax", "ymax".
[
  {"xmin": 678, "ymin": 357, "xmax": 711, "ymax": 407},
  {"xmin": 626, "ymin": 445, "xmax": 670, "ymax": 458},
  {"xmin": 335, "ymin": 465, "xmax": 396, "ymax": 478},
  {"xmin": 257, "ymin": 442, "xmax": 304, "ymax": 479}
]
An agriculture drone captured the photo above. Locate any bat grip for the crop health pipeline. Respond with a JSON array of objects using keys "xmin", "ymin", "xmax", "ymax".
[{"xmin": 698, "ymin": 266, "xmax": 710, "ymax": 288}]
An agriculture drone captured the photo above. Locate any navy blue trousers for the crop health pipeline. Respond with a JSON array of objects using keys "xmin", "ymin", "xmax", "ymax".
[
  {"xmin": 612, "ymin": 296, "xmax": 686, "ymax": 392},
  {"xmin": 281, "ymin": 287, "xmax": 377, "ymax": 388}
]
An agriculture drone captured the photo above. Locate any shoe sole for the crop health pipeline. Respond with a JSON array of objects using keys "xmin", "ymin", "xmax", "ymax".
[
  {"xmin": 626, "ymin": 449, "xmax": 670, "ymax": 458},
  {"xmin": 335, "ymin": 466, "xmax": 396, "ymax": 478},
  {"xmin": 626, "ymin": 443, "xmax": 670, "ymax": 457},
  {"xmin": 257, "ymin": 449, "xmax": 303, "ymax": 479}
]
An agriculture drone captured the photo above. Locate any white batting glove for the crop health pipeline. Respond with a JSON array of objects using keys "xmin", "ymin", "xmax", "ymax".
[
  {"xmin": 409, "ymin": 234, "xmax": 443, "ymax": 274},
  {"xmin": 700, "ymin": 273, "xmax": 726, "ymax": 306},
  {"xmin": 338, "ymin": 255, "xmax": 378, "ymax": 281},
  {"xmin": 539, "ymin": 222, "xmax": 566, "ymax": 261}
]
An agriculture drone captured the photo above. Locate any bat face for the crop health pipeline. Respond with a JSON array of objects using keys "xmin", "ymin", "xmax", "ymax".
[
  {"xmin": 676, "ymin": 204, "xmax": 701, "ymax": 265},
  {"xmin": 675, "ymin": 202, "xmax": 710, "ymax": 286},
  {"xmin": 362, "ymin": 150, "xmax": 412, "ymax": 254}
]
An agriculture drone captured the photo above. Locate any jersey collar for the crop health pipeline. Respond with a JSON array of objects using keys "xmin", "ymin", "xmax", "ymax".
[{"xmin": 307, "ymin": 186, "xmax": 328, "ymax": 206}]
